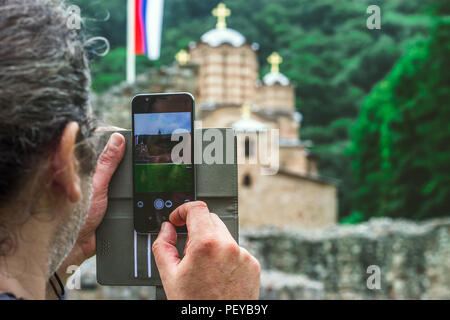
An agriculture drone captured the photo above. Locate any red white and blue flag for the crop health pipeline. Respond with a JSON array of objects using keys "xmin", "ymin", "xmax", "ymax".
[
  {"xmin": 134, "ymin": 0, "xmax": 164, "ymax": 60},
  {"xmin": 127, "ymin": 0, "xmax": 164, "ymax": 83}
]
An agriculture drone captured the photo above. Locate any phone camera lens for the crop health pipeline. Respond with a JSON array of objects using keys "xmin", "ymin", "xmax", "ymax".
[{"xmin": 145, "ymin": 97, "xmax": 150, "ymax": 102}]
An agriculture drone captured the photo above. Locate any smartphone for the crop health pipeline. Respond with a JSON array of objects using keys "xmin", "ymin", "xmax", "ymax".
[{"xmin": 132, "ymin": 93, "xmax": 195, "ymax": 234}]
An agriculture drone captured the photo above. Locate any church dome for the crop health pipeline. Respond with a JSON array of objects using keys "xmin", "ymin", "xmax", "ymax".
[
  {"xmin": 263, "ymin": 72, "xmax": 290, "ymax": 86},
  {"xmin": 200, "ymin": 28, "xmax": 246, "ymax": 47}
]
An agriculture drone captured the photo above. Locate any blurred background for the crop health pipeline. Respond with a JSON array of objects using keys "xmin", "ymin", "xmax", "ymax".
[{"xmin": 66, "ymin": 0, "xmax": 449, "ymax": 299}]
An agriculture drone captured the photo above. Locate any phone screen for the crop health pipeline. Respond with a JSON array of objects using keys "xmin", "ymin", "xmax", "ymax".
[{"xmin": 132, "ymin": 93, "xmax": 195, "ymax": 233}]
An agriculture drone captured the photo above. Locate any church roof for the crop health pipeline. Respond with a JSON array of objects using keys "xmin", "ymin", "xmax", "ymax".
[
  {"xmin": 278, "ymin": 170, "xmax": 339, "ymax": 186},
  {"xmin": 263, "ymin": 72, "xmax": 290, "ymax": 86},
  {"xmin": 200, "ymin": 28, "xmax": 246, "ymax": 47},
  {"xmin": 232, "ymin": 118, "xmax": 268, "ymax": 132}
]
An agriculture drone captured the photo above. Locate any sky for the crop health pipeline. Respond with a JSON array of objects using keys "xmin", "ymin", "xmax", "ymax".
[{"xmin": 134, "ymin": 112, "xmax": 191, "ymax": 135}]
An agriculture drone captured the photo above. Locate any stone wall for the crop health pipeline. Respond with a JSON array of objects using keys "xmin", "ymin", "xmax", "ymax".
[
  {"xmin": 190, "ymin": 43, "xmax": 258, "ymax": 106},
  {"xmin": 67, "ymin": 218, "xmax": 449, "ymax": 300},
  {"xmin": 241, "ymin": 218, "xmax": 450, "ymax": 299},
  {"xmin": 238, "ymin": 167, "xmax": 337, "ymax": 229},
  {"xmin": 256, "ymin": 83, "xmax": 295, "ymax": 110}
]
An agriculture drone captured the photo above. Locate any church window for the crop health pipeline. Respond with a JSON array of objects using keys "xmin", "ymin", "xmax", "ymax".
[
  {"xmin": 244, "ymin": 137, "xmax": 254, "ymax": 158},
  {"xmin": 243, "ymin": 174, "xmax": 252, "ymax": 187}
]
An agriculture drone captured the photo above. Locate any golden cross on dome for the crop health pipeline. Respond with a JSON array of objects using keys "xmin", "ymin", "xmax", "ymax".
[
  {"xmin": 175, "ymin": 49, "xmax": 190, "ymax": 66},
  {"xmin": 213, "ymin": 3, "xmax": 231, "ymax": 30},
  {"xmin": 268, "ymin": 52, "xmax": 283, "ymax": 73},
  {"xmin": 241, "ymin": 104, "xmax": 252, "ymax": 119}
]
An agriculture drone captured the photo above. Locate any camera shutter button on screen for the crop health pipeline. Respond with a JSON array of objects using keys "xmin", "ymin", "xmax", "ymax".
[{"xmin": 154, "ymin": 198, "xmax": 164, "ymax": 210}]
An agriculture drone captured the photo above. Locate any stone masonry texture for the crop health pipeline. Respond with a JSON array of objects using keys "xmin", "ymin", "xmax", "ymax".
[{"xmin": 241, "ymin": 218, "xmax": 450, "ymax": 299}]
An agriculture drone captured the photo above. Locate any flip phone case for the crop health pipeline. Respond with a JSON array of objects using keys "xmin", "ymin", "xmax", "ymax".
[{"xmin": 95, "ymin": 129, "xmax": 239, "ymax": 286}]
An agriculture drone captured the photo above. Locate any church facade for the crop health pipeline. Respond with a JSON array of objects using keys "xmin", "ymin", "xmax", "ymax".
[
  {"xmin": 178, "ymin": 3, "xmax": 337, "ymax": 229},
  {"xmin": 94, "ymin": 3, "xmax": 337, "ymax": 229}
]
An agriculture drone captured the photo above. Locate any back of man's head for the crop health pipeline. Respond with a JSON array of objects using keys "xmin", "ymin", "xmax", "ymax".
[{"xmin": 0, "ymin": 0, "xmax": 96, "ymax": 255}]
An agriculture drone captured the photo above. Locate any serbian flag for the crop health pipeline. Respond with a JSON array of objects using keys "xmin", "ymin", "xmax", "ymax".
[{"xmin": 134, "ymin": 0, "xmax": 164, "ymax": 60}]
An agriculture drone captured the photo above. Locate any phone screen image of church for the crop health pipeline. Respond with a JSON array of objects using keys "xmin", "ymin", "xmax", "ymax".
[{"xmin": 133, "ymin": 112, "xmax": 193, "ymax": 233}]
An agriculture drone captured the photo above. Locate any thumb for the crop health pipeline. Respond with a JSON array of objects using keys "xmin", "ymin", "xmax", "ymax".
[
  {"xmin": 152, "ymin": 222, "xmax": 180, "ymax": 279},
  {"xmin": 92, "ymin": 133, "xmax": 125, "ymax": 195}
]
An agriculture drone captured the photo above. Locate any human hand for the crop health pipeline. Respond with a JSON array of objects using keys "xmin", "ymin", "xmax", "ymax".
[
  {"xmin": 152, "ymin": 201, "xmax": 261, "ymax": 300},
  {"xmin": 62, "ymin": 132, "xmax": 126, "ymax": 267}
]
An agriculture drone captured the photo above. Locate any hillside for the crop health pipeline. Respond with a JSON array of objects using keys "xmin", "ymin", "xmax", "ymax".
[{"xmin": 70, "ymin": 0, "xmax": 443, "ymax": 219}]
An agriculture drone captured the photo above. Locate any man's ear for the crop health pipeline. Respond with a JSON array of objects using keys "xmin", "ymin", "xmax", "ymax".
[{"xmin": 51, "ymin": 122, "xmax": 81, "ymax": 203}]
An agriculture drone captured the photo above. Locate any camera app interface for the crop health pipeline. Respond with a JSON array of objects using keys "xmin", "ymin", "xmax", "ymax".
[{"xmin": 133, "ymin": 112, "xmax": 193, "ymax": 233}]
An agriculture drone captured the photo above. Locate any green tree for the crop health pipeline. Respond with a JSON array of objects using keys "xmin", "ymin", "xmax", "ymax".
[
  {"xmin": 68, "ymin": 0, "xmax": 445, "ymax": 219},
  {"xmin": 350, "ymin": 18, "xmax": 450, "ymax": 220},
  {"xmin": 89, "ymin": 47, "xmax": 159, "ymax": 92}
]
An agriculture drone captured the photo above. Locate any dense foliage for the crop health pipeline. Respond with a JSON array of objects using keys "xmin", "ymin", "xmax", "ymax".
[
  {"xmin": 70, "ymin": 0, "xmax": 447, "ymax": 220},
  {"xmin": 349, "ymin": 16, "xmax": 450, "ymax": 221}
]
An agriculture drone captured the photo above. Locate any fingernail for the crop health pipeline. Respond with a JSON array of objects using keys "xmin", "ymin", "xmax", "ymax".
[
  {"xmin": 161, "ymin": 222, "xmax": 169, "ymax": 232},
  {"xmin": 110, "ymin": 133, "xmax": 123, "ymax": 147}
]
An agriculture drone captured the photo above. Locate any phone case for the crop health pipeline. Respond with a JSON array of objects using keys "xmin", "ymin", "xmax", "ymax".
[{"xmin": 95, "ymin": 129, "xmax": 239, "ymax": 286}]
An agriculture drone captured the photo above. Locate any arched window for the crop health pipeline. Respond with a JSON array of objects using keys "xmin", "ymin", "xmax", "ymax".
[
  {"xmin": 245, "ymin": 137, "xmax": 253, "ymax": 158},
  {"xmin": 243, "ymin": 174, "xmax": 252, "ymax": 187}
]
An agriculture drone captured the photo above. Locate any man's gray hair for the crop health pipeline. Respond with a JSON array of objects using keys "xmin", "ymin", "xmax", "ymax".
[{"xmin": 0, "ymin": 0, "xmax": 97, "ymax": 255}]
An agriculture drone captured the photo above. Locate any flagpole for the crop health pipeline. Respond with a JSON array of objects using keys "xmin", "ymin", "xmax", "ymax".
[
  {"xmin": 146, "ymin": 0, "xmax": 164, "ymax": 60},
  {"xmin": 127, "ymin": 0, "xmax": 136, "ymax": 84}
]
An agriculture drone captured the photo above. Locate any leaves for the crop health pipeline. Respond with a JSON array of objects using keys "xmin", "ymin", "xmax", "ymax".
[
  {"xmin": 68, "ymin": 0, "xmax": 448, "ymax": 220},
  {"xmin": 350, "ymin": 19, "xmax": 450, "ymax": 220}
]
